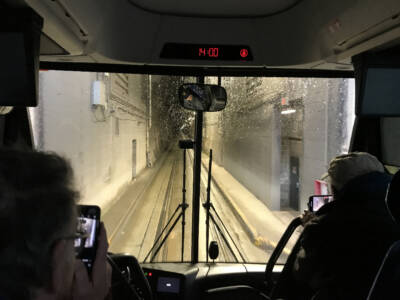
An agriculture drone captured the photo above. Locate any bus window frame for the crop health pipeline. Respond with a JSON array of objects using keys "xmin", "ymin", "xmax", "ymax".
[{"xmin": 39, "ymin": 61, "xmax": 354, "ymax": 79}]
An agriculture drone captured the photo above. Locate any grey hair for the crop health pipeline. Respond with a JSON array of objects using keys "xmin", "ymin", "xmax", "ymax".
[{"xmin": 0, "ymin": 149, "xmax": 78, "ymax": 299}]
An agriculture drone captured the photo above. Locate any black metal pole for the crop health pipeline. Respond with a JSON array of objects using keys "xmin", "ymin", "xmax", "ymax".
[
  {"xmin": 0, "ymin": 116, "xmax": 5, "ymax": 146},
  {"xmin": 181, "ymin": 149, "xmax": 187, "ymax": 262},
  {"xmin": 205, "ymin": 149, "xmax": 213, "ymax": 262},
  {"xmin": 191, "ymin": 110, "xmax": 203, "ymax": 264},
  {"xmin": 265, "ymin": 216, "xmax": 302, "ymax": 292}
]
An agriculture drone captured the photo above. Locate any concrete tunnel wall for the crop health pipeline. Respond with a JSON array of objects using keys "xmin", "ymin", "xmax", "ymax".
[
  {"xmin": 203, "ymin": 77, "xmax": 355, "ymax": 212},
  {"xmin": 218, "ymin": 106, "xmax": 281, "ymax": 210},
  {"xmin": 31, "ymin": 71, "xmax": 150, "ymax": 213}
]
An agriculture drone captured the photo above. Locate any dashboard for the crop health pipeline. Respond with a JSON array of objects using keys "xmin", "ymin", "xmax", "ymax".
[
  {"xmin": 140, "ymin": 263, "xmax": 276, "ymax": 300},
  {"xmin": 142, "ymin": 264, "xmax": 194, "ymax": 300},
  {"xmin": 110, "ymin": 253, "xmax": 283, "ymax": 300}
]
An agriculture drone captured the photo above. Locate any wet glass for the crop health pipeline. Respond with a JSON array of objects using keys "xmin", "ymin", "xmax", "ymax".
[{"xmin": 30, "ymin": 72, "xmax": 355, "ymax": 263}]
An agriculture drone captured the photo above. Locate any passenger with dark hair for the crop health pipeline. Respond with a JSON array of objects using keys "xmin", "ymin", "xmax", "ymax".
[
  {"xmin": 0, "ymin": 149, "xmax": 111, "ymax": 300},
  {"xmin": 293, "ymin": 152, "xmax": 400, "ymax": 300}
]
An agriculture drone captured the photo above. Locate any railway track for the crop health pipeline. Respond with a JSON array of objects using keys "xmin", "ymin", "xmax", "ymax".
[
  {"xmin": 147, "ymin": 154, "xmax": 179, "ymax": 262},
  {"xmin": 107, "ymin": 147, "xmax": 259, "ymax": 263},
  {"xmin": 107, "ymin": 152, "xmax": 169, "ymax": 244}
]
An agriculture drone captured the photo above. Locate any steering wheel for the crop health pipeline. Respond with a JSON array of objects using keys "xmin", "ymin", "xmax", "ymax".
[{"xmin": 107, "ymin": 254, "xmax": 153, "ymax": 300}]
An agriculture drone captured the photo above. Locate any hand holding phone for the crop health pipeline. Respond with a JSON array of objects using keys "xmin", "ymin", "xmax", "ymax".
[
  {"xmin": 73, "ymin": 223, "xmax": 112, "ymax": 300},
  {"xmin": 75, "ymin": 205, "xmax": 101, "ymax": 274},
  {"xmin": 308, "ymin": 195, "xmax": 333, "ymax": 212}
]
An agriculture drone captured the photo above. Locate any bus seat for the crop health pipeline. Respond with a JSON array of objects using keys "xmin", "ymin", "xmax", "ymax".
[
  {"xmin": 268, "ymin": 233, "xmax": 313, "ymax": 300},
  {"xmin": 367, "ymin": 170, "xmax": 400, "ymax": 300},
  {"xmin": 264, "ymin": 217, "xmax": 311, "ymax": 299},
  {"xmin": 385, "ymin": 170, "xmax": 400, "ymax": 225}
]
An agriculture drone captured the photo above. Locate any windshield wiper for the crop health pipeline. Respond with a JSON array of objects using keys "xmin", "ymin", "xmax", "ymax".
[
  {"xmin": 143, "ymin": 140, "xmax": 192, "ymax": 263},
  {"xmin": 203, "ymin": 149, "xmax": 246, "ymax": 263}
]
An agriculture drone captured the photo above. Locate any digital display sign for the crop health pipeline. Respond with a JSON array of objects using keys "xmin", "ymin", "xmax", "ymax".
[
  {"xmin": 157, "ymin": 277, "xmax": 180, "ymax": 294},
  {"xmin": 160, "ymin": 43, "xmax": 253, "ymax": 61}
]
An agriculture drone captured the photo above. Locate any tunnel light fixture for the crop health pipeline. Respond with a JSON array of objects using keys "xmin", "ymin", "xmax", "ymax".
[{"xmin": 281, "ymin": 109, "xmax": 296, "ymax": 115}]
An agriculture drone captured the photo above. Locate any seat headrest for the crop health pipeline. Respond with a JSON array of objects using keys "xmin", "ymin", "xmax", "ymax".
[{"xmin": 386, "ymin": 171, "xmax": 400, "ymax": 223}]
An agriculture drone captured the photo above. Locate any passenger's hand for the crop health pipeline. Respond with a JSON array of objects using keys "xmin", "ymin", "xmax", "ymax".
[
  {"xmin": 301, "ymin": 210, "xmax": 315, "ymax": 226},
  {"xmin": 72, "ymin": 223, "xmax": 112, "ymax": 300}
]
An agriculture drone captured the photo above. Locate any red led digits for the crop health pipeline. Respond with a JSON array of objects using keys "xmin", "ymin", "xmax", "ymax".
[
  {"xmin": 240, "ymin": 48, "xmax": 249, "ymax": 58},
  {"xmin": 198, "ymin": 47, "xmax": 219, "ymax": 58},
  {"xmin": 208, "ymin": 48, "xmax": 219, "ymax": 57}
]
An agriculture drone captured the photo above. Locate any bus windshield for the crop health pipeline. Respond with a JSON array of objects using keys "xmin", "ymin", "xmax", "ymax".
[{"xmin": 30, "ymin": 72, "xmax": 355, "ymax": 263}]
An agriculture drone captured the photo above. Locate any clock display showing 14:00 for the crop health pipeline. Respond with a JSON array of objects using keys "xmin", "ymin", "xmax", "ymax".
[{"xmin": 198, "ymin": 48, "xmax": 219, "ymax": 58}]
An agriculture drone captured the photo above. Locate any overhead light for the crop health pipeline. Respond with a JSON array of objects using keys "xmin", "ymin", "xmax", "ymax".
[{"xmin": 281, "ymin": 109, "xmax": 296, "ymax": 115}]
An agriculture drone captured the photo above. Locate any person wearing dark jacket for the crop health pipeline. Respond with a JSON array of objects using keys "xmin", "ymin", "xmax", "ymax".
[
  {"xmin": 293, "ymin": 152, "xmax": 400, "ymax": 300},
  {"xmin": 0, "ymin": 149, "xmax": 112, "ymax": 300}
]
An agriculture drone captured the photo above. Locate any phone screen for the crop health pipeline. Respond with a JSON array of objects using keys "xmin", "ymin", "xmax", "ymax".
[
  {"xmin": 308, "ymin": 195, "xmax": 333, "ymax": 212},
  {"xmin": 75, "ymin": 205, "xmax": 100, "ymax": 272}
]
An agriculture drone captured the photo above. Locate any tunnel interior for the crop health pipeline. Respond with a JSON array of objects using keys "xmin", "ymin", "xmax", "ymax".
[{"xmin": 30, "ymin": 72, "xmax": 355, "ymax": 263}]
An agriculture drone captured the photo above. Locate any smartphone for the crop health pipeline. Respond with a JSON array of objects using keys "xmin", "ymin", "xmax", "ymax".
[
  {"xmin": 308, "ymin": 195, "xmax": 333, "ymax": 212},
  {"xmin": 75, "ymin": 205, "xmax": 101, "ymax": 273}
]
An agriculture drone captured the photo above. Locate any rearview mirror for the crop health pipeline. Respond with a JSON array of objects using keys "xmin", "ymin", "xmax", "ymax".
[{"xmin": 178, "ymin": 84, "xmax": 227, "ymax": 112}]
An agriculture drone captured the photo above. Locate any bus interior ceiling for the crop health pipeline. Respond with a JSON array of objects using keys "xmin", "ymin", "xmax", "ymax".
[
  {"xmin": 2, "ymin": 1, "xmax": 400, "ymax": 300},
  {"xmin": 0, "ymin": 0, "xmax": 398, "ymax": 71}
]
